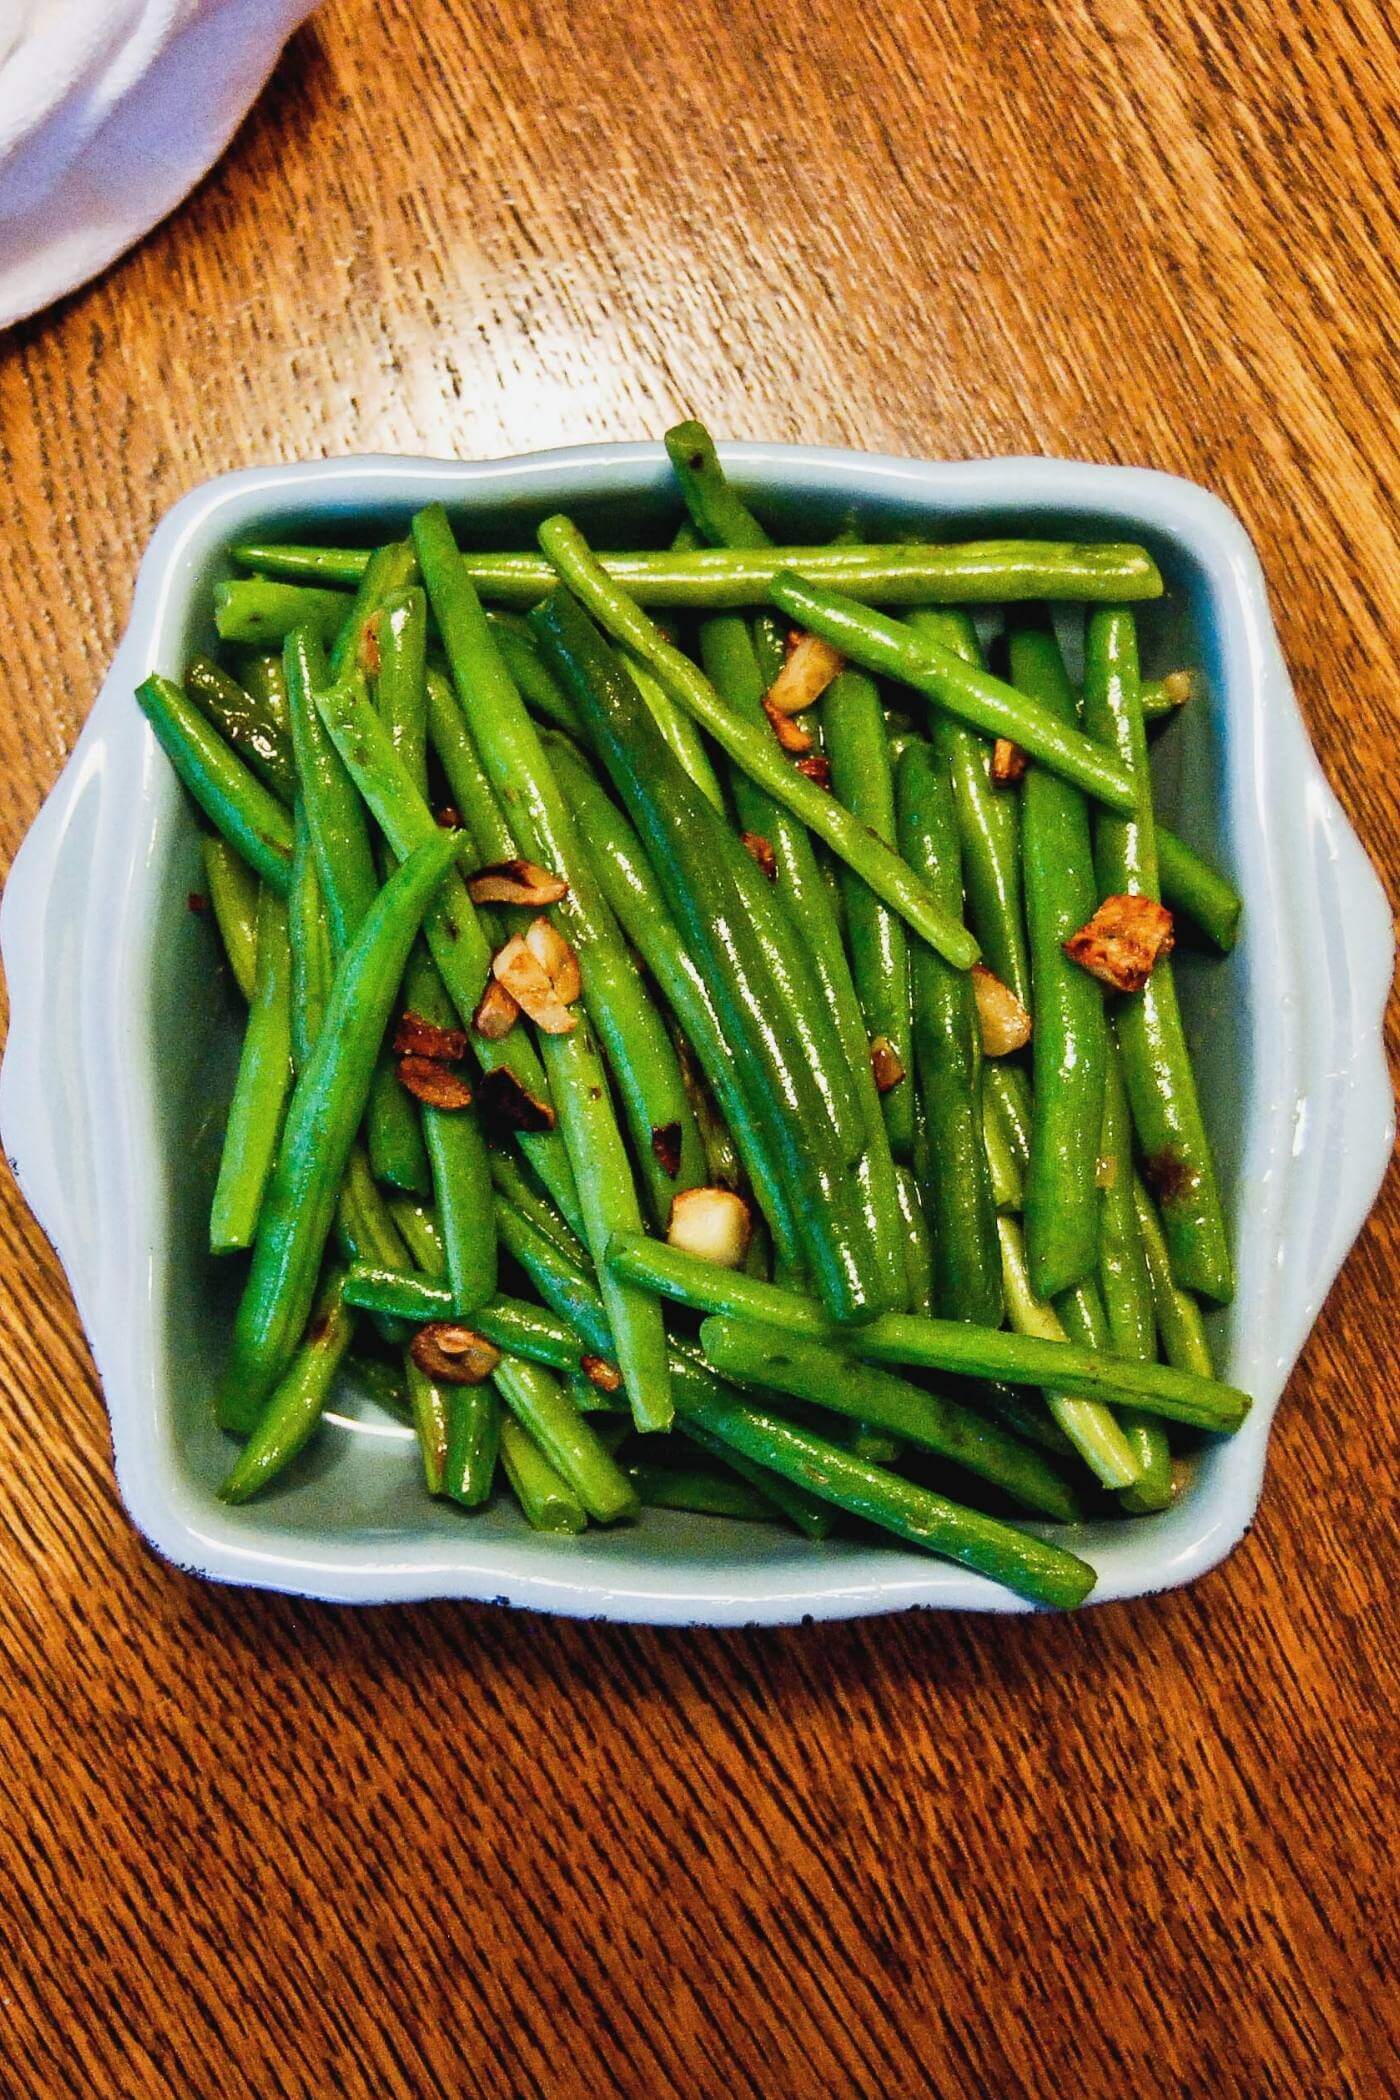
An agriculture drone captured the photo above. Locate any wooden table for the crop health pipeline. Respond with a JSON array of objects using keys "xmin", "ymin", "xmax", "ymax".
[{"xmin": 0, "ymin": 3, "xmax": 1394, "ymax": 2093}]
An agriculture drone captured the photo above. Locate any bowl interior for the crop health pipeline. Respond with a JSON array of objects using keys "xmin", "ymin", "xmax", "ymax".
[{"xmin": 133, "ymin": 455, "xmax": 1256, "ymax": 1606}]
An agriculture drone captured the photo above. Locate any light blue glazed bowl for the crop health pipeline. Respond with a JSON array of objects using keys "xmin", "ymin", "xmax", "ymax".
[{"xmin": 1, "ymin": 446, "xmax": 1391, "ymax": 1621}]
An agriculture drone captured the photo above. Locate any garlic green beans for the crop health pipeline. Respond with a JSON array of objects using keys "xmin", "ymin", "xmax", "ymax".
[{"xmin": 146, "ymin": 445, "xmax": 1249, "ymax": 1607}]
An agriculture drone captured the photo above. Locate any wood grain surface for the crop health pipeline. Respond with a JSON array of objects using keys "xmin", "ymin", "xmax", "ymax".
[{"xmin": 0, "ymin": 2, "xmax": 1396, "ymax": 2094}]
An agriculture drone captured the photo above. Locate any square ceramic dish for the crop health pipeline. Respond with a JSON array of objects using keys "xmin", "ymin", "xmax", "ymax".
[{"xmin": 1, "ymin": 446, "xmax": 1392, "ymax": 1622}]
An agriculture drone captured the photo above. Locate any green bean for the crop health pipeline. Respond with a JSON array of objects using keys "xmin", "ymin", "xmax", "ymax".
[
  {"xmin": 824, "ymin": 670, "xmax": 915, "ymax": 1157},
  {"xmin": 487, "ymin": 1151, "xmax": 587, "ymax": 1268},
  {"xmin": 1083, "ymin": 610, "xmax": 1233, "ymax": 1301},
  {"xmin": 996, "ymin": 1217, "xmax": 1141, "ymax": 1488},
  {"xmin": 335, "ymin": 1144, "xmax": 415, "ymax": 1273},
  {"xmin": 1098, "ymin": 1052, "xmax": 1158, "ymax": 1360},
  {"xmin": 374, "ymin": 587, "xmax": 430, "ymax": 792},
  {"xmin": 343, "ymin": 1352, "xmax": 409, "ymax": 1417},
  {"xmin": 698, "ymin": 1318, "xmax": 1079, "ymax": 1522},
  {"xmin": 905, "ymin": 611, "xmax": 1032, "ymax": 1009},
  {"xmin": 327, "ymin": 541, "xmax": 420, "ymax": 679},
  {"xmin": 283, "ymin": 628, "xmax": 380, "ymax": 955},
  {"xmin": 673, "ymin": 1411, "xmax": 835, "ymax": 1539},
  {"xmin": 135, "ymin": 675, "xmax": 293, "ymax": 892},
  {"xmin": 218, "ymin": 828, "xmax": 466, "ymax": 1431},
  {"xmin": 215, "ymin": 577, "xmax": 353, "ymax": 647},
  {"xmin": 343, "ymin": 1265, "xmax": 452, "ymax": 1320},
  {"xmin": 623, "ymin": 651, "xmax": 728, "ymax": 813},
  {"xmin": 491, "ymin": 1356, "xmax": 638, "ymax": 1524},
  {"xmin": 605, "ymin": 1233, "xmax": 1249, "ymax": 1430},
  {"xmin": 893, "ymin": 1166, "xmax": 935, "ymax": 1314},
  {"xmin": 1097, "ymin": 1046, "xmax": 1173, "ymax": 1512},
  {"xmin": 896, "ymin": 740, "xmax": 1002, "ymax": 1326},
  {"xmin": 486, "ymin": 616, "xmax": 588, "ymax": 738},
  {"xmin": 413, "ymin": 507, "xmax": 677, "ymax": 1427},
  {"xmin": 675, "ymin": 1031, "xmax": 746, "ymax": 1193},
  {"xmin": 625, "ymin": 1460, "xmax": 778, "ymax": 1523},
  {"xmin": 533, "ymin": 587, "xmax": 889, "ymax": 1325},
  {"xmin": 1051, "ymin": 1262, "xmax": 1112, "ymax": 1356},
  {"xmin": 422, "ymin": 673, "xmax": 515, "ymax": 884},
  {"xmin": 310, "ymin": 669, "xmax": 581, "ymax": 1231},
  {"xmin": 386, "ymin": 1193, "xmax": 447, "ymax": 1277},
  {"xmin": 348, "ymin": 1134, "xmax": 428, "ymax": 1293},
  {"xmin": 185, "ymin": 655, "xmax": 297, "ymax": 803},
  {"xmin": 293, "ymin": 612, "xmax": 432, "ymax": 1195},
  {"xmin": 1141, "ymin": 674, "xmax": 1191, "ymax": 721},
  {"xmin": 972, "ymin": 1384, "xmax": 1077, "ymax": 1460},
  {"xmin": 1133, "ymin": 1176, "xmax": 1216, "ymax": 1378},
  {"xmin": 495, "ymin": 1203, "xmax": 615, "ymax": 1360},
  {"xmin": 499, "ymin": 1415, "xmax": 587, "ymax": 1533},
  {"xmin": 1116, "ymin": 1440, "xmax": 1175, "ymax": 1514},
  {"xmin": 665, "ymin": 420, "xmax": 774, "ymax": 551},
  {"xmin": 606, "ymin": 1227, "xmax": 865, "ymax": 1317},
  {"xmin": 218, "ymin": 1268, "xmax": 356, "ymax": 1502},
  {"xmin": 336, "ymin": 1155, "xmax": 420, "ymax": 1348},
  {"xmin": 567, "ymin": 1369, "xmax": 630, "ymax": 1416},
  {"xmin": 405, "ymin": 1355, "xmax": 450, "ymax": 1495},
  {"xmin": 474, "ymin": 1294, "xmax": 596, "ymax": 1375},
  {"xmin": 742, "ymin": 1214, "xmax": 770, "ymax": 1284},
  {"xmin": 536, "ymin": 519, "xmax": 980, "ymax": 967},
  {"xmin": 1008, "ymin": 624, "xmax": 1108, "ymax": 1299},
  {"xmin": 239, "ymin": 651, "xmax": 291, "ymax": 731},
  {"xmin": 201, "ymin": 835, "xmax": 260, "ymax": 1001},
  {"xmin": 441, "ymin": 1385, "xmax": 500, "ymax": 1507},
  {"xmin": 230, "ymin": 538, "xmax": 1164, "ymax": 608},
  {"xmin": 770, "ymin": 577, "xmax": 1137, "ymax": 813},
  {"xmin": 287, "ymin": 807, "xmax": 334, "ymax": 1068},
  {"xmin": 400, "ymin": 949, "xmax": 496, "ymax": 1311},
  {"xmin": 983, "ymin": 1062, "xmax": 1033, "ymax": 1173},
  {"xmin": 751, "ymin": 608, "xmax": 787, "ymax": 688},
  {"xmin": 843, "ymin": 1425, "xmax": 903, "ymax": 1465},
  {"xmin": 981, "ymin": 1074, "xmax": 1026, "ymax": 1213},
  {"xmin": 663, "ymin": 418, "xmax": 789, "ymax": 758},
  {"xmin": 670, "ymin": 1373, "xmax": 1095, "ymax": 1607},
  {"xmin": 209, "ymin": 887, "xmax": 294, "ymax": 1255},
  {"xmin": 544, "ymin": 735, "xmax": 804, "ymax": 1274},
  {"xmin": 1157, "ymin": 827, "xmax": 1242, "ymax": 952},
  {"xmin": 692, "ymin": 620, "xmax": 868, "ymax": 1167},
  {"xmin": 365, "ymin": 1059, "xmax": 431, "ymax": 1198},
  {"xmin": 230, "ymin": 546, "xmax": 369, "ymax": 585},
  {"xmin": 1045, "ymin": 1256, "xmax": 1128, "ymax": 1440}
]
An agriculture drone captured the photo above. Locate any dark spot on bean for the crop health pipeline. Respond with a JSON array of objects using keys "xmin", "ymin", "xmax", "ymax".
[
  {"xmin": 1143, "ymin": 1148, "xmax": 1199, "ymax": 1206},
  {"xmin": 476, "ymin": 1067, "xmax": 556, "ymax": 1133},
  {"xmin": 651, "ymin": 1122, "xmax": 682, "ymax": 1177}
]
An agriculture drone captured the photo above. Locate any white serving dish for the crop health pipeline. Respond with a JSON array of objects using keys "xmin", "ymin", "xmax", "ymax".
[{"xmin": 1, "ymin": 447, "xmax": 1392, "ymax": 1622}]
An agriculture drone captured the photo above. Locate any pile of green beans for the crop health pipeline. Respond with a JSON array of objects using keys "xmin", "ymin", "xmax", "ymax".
[{"xmin": 139, "ymin": 420, "xmax": 1247, "ymax": 1608}]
